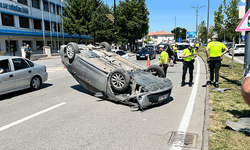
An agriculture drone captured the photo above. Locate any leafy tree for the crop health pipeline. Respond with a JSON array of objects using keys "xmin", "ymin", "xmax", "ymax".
[
  {"xmin": 116, "ymin": 0, "xmax": 150, "ymax": 51},
  {"xmin": 144, "ymin": 38, "xmax": 153, "ymax": 44},
  {"xmin": 171, "ymin": 27, "xmax": 187, "ymax": 39},
  {"xmin": 89, "ymin": 3, "xmax": 114, "ymax": 43},
  {"xmin": 198, "ymin": 21, "xmax": 207, "ymax": 43},
  {"xmin": 223, "ymin": 0, "xmax": 241, "ymax": 68},
  {"xmin": 214, "ymin": 4, "xmax": 225, "ymax": 42}
]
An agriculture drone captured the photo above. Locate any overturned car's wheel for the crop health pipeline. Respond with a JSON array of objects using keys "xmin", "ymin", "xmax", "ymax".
[
  {"xmin": 146, "ymin": 65, "xmax": 165, "ymax": 78},
  {"xmin": 109, "ymin": 70, "xmax": 130, "ymax": 92},
  {"xmin": 100, "ymin": 42, "xmax": 111, "ymax": 52},
  {"xmin": 65, "ymin": 42, "xmax": 79, "ymax": 63}
]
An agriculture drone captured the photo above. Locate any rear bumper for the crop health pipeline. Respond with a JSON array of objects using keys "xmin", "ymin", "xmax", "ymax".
[{"xmin": 41, "ymin": 72, "xmax": 48, "ymax": 83}]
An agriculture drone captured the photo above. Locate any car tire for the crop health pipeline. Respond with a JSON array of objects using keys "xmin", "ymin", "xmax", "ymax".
[
  {"xmin": 66, "ymin": 42, "xmax": 79, "ymax": 63},
  {"xmin": 30, "ymin": 76, "xmax": 41, "ymax": 90},
  {"xmin": 109, "ymin": 69, "xmax": 131, "ymax": 92},
  {"xmin": 100, "ymin": 42, "xmax": 111, "ymax": 52},
  {"xmin": 146, "ymin": 65, "xmax": 165, "ymax": 78}
]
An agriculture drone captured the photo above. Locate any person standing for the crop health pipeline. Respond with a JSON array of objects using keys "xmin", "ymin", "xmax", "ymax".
[
  {"xmin": 166, "ymin": 45, "xmax": 174, "ymax": 66},
  {"xmin": 206, "ymin": 35, "xmax": 228, "ymax": 88},
  {"xmin": 172, "ymin": 43, "xmax": 179, "ymax": 64},
  {"xmin": 195, "ymin": 42, "xmax": 199, "ymax": 53},
  {"xmin": 159, "ymin": 45, "xmax": 169, "ymax": 77},
  {"xmin": 181, "ymin": 45, "xmax": 197, "ymax": 87},
  {"xmin": 24, "ymin": 44, "xmax": 32, "ymax": 60}
]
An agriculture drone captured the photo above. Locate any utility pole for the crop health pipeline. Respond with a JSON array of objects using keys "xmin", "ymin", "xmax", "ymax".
[
  {"xmin": 175, "ymin": 16, "xmax": 176, "ymax": 42},
  {"xmin": 114, "ymin": 0, "xmax": 117, "ymax": 49},
  {"xmin": 243, "ymin": 0, "xmax": 250, "ymax": 79},
  {"xmin": 188, "ymin": 5, "xmax": 206, "ymax": 42},
  {"xmin": 207, "ymin": 0, "xmax": 210, "ymax": 44}
]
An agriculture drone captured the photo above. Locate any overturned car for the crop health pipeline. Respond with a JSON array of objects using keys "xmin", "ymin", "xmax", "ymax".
[{"xmin": 60, "ymin": 42, "xmax": 173, "ymax": 109}]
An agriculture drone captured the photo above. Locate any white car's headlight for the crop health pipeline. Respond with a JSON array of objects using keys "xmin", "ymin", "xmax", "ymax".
[
  {"xmin": 146, "ymin": 54, "xmax": 149, "ymax": 56},
  {"xmin": 136, "ymin": 54, "xmax": 140, "ymax": 56}
]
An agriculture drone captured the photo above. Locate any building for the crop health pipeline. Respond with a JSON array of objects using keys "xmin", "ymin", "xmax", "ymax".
[
  {"xmin": 142, "ymin": 31, "xmax": 175, "ymax": 45},
  {"xmin": 0, "ymin": 0, "xmax": 92, "ymax": 55}
]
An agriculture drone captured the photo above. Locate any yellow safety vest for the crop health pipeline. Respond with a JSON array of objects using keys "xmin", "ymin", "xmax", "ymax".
[
  {"xmin": 207, "ymin": 41, "xmax": 226, "ymax": 57},
  {"xmin": 183, "ymin": 48, "xmax": 196, "ymax": 62},
  {"xmin": 173, "ymin": 46, "xmax": 178, "ymax": 52},
  {"xmin": 160, "ymin": 51, "xmax": 168, "ymax": 64},
  {"xmin": 196, "ymin": 43, "xmax": 199, "ymax": 47}
]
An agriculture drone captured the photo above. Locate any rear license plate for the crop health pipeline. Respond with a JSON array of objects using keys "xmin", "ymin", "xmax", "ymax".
[
  {"xmin": 158, "ymin": 94, "xmax": 168, "ymax": 101},
  {"xmin": 140, "ymin": 56, "xmax": 145, "ymax": 58}
]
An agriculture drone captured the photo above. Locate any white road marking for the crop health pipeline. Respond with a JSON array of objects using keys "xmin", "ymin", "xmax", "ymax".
[
  {"xmin": 0, "ymin": 102, "xmax": 66, "ymax": 132},
  {"xmin": 170, "ymin": 58, "xmax": 200, "ymax": 150},
  {"xmin": 46, "ymin": 71, "xmax": 55, "ymax": 73}
]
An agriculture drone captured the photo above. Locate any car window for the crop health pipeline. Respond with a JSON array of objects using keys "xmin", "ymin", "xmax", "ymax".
[
  {"xmin": 12, "ymin": 58, "xmax": 29, "ymax": 70},
  {"xmin": 0, "ymin": 59, "xmax": 11, "ymax": 74},
  {"xmin": 25, "ymin": 59, "xmax": 34, "ymax": 67},
  {"xmin": 117, "ymin": 51, "xmax": 126, "ymax": 55},
  {"xmin": 236, "ymin": 45, "xmax": 245, "ymax": 48},
  {"xmin": 177, "ymin": 45, "xmax": 189, "ymax": 50}
]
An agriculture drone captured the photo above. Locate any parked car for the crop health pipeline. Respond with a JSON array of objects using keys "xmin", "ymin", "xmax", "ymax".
[
  {"xmin": 225, "ymin": 43, "xmax": 233, "ymax": 52},
  {"xmin": 112, "ymin": 50, "xmax": 129, "ymax": 59},
  {"xmin": 229, "ymin": 44, "xmax": 245, "ymax": 55},
  {"xmin": 136, "ymin": 47, "xmax": 156, "ymax": 60},
  {"xmin": 0, "ymin": 56, "xmax": 48, "ymax": 96},
  {"xmin": 176, "ymin": 43, "xmax": 190, "ymax": 60},
  {"xmin": 60, "ymin": 42, "xmax": 173, "ymax": 109}
]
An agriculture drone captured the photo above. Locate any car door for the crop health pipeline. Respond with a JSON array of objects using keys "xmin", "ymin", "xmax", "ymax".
[
  {"xmin": 12, "ymin": 58, "xmax": 32, "ymax": 89},
  {"xmin": 0, "ymin": 59, "xmax": 15, "ymax": 93}
]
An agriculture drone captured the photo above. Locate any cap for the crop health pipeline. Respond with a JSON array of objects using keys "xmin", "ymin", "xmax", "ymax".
[
  {"xmin": 212, "ymin": 35, "xmax": 218, "ymax": 39},
  {"xmin": 159, "ymin": 45, "xmax": 164, "ymax": 48}
]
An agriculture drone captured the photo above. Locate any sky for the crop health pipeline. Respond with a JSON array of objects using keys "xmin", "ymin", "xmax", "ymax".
[{"xmin": 104, "ymin": 0, "xmax": 246, "ymax": 33}]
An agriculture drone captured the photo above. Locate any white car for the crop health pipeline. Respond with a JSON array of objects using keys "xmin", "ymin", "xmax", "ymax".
[
  {"xmin": 111, "ymin": 50, "xmax": 129, "ymax": 59},
  {"xmin": 0, "ymin": 56, "xmax": 48, "ymax": 96},
  {"xmin": 176, "ymin": 43, "xmax": 190, "ymax": 60},
  {"xmin": 229, "ymin": 44, "xmax": 245, "ymax": 55}
]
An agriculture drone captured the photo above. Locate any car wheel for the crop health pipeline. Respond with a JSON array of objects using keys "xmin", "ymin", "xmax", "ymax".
[
  {"xmin": 109, "ymin": 70, "xmax": 130, "ymax": 92},
  {"xmin": 30, "ymin": 76, "xmax": 41, "ymax": 90},
  {"xmin": 66, "ymin": 42, "xmax": 79, "ymax": 63},
  {"xmin": 100, "ymin": 42, "xmax": 111, "ymax": 52},
  {"xmin": 146, "ymin": 65, "xmax": 165, "ymax": 78}
]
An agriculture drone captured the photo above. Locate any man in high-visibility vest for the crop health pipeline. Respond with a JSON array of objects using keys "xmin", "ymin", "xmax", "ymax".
[
  {"xmin": 172, "ymin": 43, "xmax": 179, "ymax": 64},
  {"xmin": 206, "ymin": 35, "xmax": 228, "ymax": 88},
  {"xmin": 181, "ymin": 45, "xmax": 197, "ymax": 87},
  {"xmin": 195, "ymin": 42, "xmax": 199, "ymax": 53},
  {"xmin": 159, "ymin": 45, "xmax": 169, "ymax": 77}
]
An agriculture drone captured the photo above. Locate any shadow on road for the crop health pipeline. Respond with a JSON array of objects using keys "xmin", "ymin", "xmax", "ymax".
[
  {"xmin": 0, "ymin": 83, "xmax": 53, "ymax": 101},
  {"xmin": 71, "ymin": 84, "xmax": 92, "ymax": 96}
]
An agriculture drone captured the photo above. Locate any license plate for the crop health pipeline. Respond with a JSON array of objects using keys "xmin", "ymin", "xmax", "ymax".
[
  {"xmin": 140, "ymin": 56, "xmax": 145, "ymax": 58},
  {"xmin": 158, "ymin": 94, "xmax": 168, "ymax": 101}
]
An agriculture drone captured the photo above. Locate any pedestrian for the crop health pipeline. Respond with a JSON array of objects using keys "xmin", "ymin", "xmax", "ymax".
[
  {"xmin": 241, "ymin": 71, "xmax": 250, "ymax": 106},
  {"xmin": 206, "ymin": 35, "xmax": 228, "ymax": 88},
  {"xmin": 181, "ymin": 45, "xmax": 197, "ymax": 87},
  {"xmin": 166, "ymin": 45, "xmax": 174, "ymax": 67},
  {"xmin": 159, "ymin": 45, "xmax": 169, "ymax": 77},
  {"xmin": 195, "ymin": 42, "xmax": 199, "ymax": 53},
  {"xmin": 172, "ymin": 43, "xmax": 179, "ymax": 64},
  {"xmin": 24, "ymin": 44, "xmax": 32, "ymax": 60}
]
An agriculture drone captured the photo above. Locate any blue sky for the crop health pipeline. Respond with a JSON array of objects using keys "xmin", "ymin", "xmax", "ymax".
[{"xmin": 104, "ymin": 0, "xmax": 245, "ymax": 33}]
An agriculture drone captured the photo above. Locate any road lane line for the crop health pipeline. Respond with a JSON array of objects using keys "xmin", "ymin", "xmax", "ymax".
[
  {"xmin": 171, "ymin": 58, "xmax": 200, "ymax": 150},
  {"xmin": 0, "ymin": 102, "xmax": 66, "ymax": 132}
]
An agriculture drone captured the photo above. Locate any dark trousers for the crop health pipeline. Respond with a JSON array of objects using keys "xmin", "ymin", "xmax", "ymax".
[
  {"xmin": 208, "ymin": 57, "xmax": 221, "ymax": 82},
  {"xmin": 182, "ymin": 61, "xmax": 194, "ymax": 83},
  {"xmin": 26, "ymin": 55, "xmax": 31, "ymax": 60},
  {"xmin": 174, "ymin": 52, "xmax": 177, "ymax": 63},
  {"xmin": 159, "ymin": 64, "xmax": 168, "ymax": 77}
]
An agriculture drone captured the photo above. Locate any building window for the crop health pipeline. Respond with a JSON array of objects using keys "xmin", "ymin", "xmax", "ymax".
[
  {"xmin": 32, "ymin": 0, "xmax": 40, "ymax": 9},
  {"xmin": 19, "ymin": 17, "xmax": 29, "ymax": 28},
  {"xmin": 56, "ymin": 23, "xmax": 60, "ymax": 32},
  {"xmin": 43, "ymin": 1, "xmax": 49, "ymax": 12},
  {"xmin": 36, "ymin": 41, "xmax": 43, "ymax": 50},
  {"xmin": 22, "ymin": 41, "xmax": 32, "ymax": 47},
  {"xmin": 44, "ymin": 21, "xmax": 50, "ymax": 31},
  {"xmin": 50, "ymin": 4, "xmax": 55, "ymax": 13},
  {"xmin": 1, "ymin": 13, "xmax": 14, "ymax": 27},
  {"xmin": 33, "ymin": 19, "xmax": 41, "ymax": 29},
  {"xmin": 18, "ymin": 0, "xmax": 27, "ymax": 5},
  {"xmin": 57, "ymin": 6, "xmax": 61, "ymax": 15}
]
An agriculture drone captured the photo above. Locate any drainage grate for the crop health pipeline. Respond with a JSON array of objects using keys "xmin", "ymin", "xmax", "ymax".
[{"xmin": 168, "ymin": 131, "xmax": 198, "ymax": 148}]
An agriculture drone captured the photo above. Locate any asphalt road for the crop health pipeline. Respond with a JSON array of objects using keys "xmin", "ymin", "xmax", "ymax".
[{"xmin": 0, "ymin": 55, "xmax": 208, "ymax": 150}]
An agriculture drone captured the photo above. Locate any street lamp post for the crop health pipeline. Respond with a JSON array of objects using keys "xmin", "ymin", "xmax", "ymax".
[
  {"xmin": 207, "ymin": 0, "xmax": 210, "ymax": 44},
  {"xmin": 188, "ymin": 5, "xmax": 206, "ymax": 42},
  {"xmin": 114, "ymin": 0, "xmax": 117, "ymax": 49}
]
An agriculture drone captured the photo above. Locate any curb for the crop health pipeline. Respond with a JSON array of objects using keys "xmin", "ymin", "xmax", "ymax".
[{"xmin": 198, "ymin": 54, "xmax": 209, "ymax": 150}]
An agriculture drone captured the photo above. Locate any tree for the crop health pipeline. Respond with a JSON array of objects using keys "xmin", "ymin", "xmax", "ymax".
[
  {"xmin": 144, "ymin": 38, "xmax": 153, "ymax": 44},
  {"xmin": 214, "ymin": 4, "xmax": 225, "ymax": 42},
  {"xmin": 198, "ymin": 21, "xmax": 207, "ymax": 43},
  {"xmin": 116, "ymin": 0, "xmax": 150, "ymax": 51},
  {"xmin": 89, "ymin": 3, "xmax": 114, "ymax": 44},
  {"xmin": 171, "ymin": 27, "xmax": 187, "ymax": 39},
  {"xmin": 223, "ymin": 0, "xmax": 241, "ymax": 68}
]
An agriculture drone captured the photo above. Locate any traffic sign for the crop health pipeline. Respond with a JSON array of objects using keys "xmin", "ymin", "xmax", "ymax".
[{"xmin": 236, "ymin": 8, "xmax": 250, "ymax": 31}]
